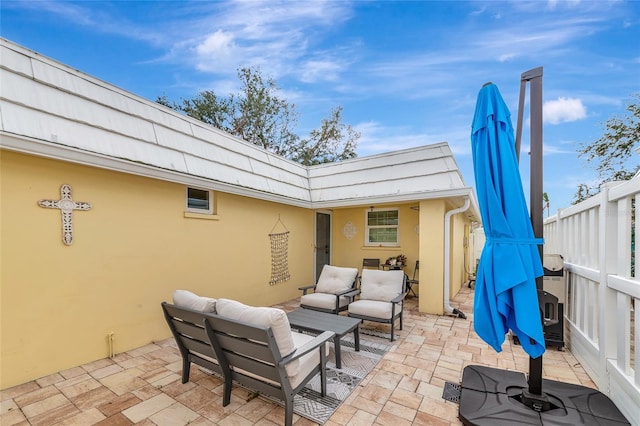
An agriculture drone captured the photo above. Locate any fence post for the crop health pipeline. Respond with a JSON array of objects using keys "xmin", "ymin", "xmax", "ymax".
[{"xmin": 598, "ymin": 183, "xmax": 620, "ymax": 393}]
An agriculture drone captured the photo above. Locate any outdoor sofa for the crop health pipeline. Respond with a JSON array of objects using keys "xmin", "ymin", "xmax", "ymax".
[{"xmin": 162, "ymin": 290, "xmax": 334, "ymax": 426}]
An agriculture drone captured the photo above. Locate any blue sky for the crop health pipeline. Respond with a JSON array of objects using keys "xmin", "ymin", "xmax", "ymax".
[{"xmin": 2, "ymin": 0, "xmax": 639, "ymax": 211}]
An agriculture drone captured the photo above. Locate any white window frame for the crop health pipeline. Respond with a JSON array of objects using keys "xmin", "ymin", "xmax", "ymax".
[
  {"xmin": 185, "ymin": 187, "xmax": 214, "ymax": 214},
  {"xmin": 365, "ymin": 207, "xmax": 399, "ymax": 247}
]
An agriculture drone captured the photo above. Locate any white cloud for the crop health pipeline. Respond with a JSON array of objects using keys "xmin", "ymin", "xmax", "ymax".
[
  {"xmin": 194, "ymin": 31, "xmax": 237, "ymax": 72},
  {"xmin": 520, "ymin": 141, "xmax": 576, "ymax": 155},
  {"xmin": 354, "ymin": 121, "xmax": 473, "ymax": 157},
  {"xmin": 299, "ymin": 60, "xmax": 343, "ymax": 83},
  {"xmin": 498, "ymin": 53, "xmax": 517, "ymax": 62},
  {"xmin": 547, "ymin": 0, "xmax": 582, "ymax": 10},
  {"xmin": 179, "ymin": 0, "xmax": 353, "ymax": 79},
  {"xmin": 543, "ymin": 97, "xmax": 587, "ymax": 124}
]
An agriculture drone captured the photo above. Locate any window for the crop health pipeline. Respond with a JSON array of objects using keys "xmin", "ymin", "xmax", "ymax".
[
  {"xmin": 365, "ymin": 208, "xmax": 399, "ymax": 246},
  {"xmin": 186, "ymin": 187, "xmax": 213, "ymax": 214}
]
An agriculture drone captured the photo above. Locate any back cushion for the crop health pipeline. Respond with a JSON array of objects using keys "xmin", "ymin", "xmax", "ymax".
[
  {"xmin": 215, "ymin": 299, "xmax": 295, "ymax": 358},
  {"xmin": 173, "ymin": 289, "xmax": 217, "ymax": 314},
  {"xmin": 315, "ymin": 265, "xmax": 358, "ymax": 294},
  {"xmin": 360, "ymin": 269, "xmax": 405, "ymax": 301}
]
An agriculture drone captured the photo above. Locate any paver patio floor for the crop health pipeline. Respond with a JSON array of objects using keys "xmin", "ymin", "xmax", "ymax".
[{"xmin": 1, "ymin": 285, "xmax": 595, "ymax": 425}]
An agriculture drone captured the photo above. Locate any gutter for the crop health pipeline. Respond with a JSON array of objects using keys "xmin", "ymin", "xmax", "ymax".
[{"xmin": 443, "ymin": 197, "xmax": 471, "ymax": 318}]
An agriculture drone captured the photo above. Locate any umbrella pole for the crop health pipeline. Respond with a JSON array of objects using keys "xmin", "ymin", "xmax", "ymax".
[
  {"xmin": 459, "ymin": 68, "xmax": 631, "ymax": 426},
  {"xmin": 518, "ymin": 67, "xmax": 551, "ymax": 410}
]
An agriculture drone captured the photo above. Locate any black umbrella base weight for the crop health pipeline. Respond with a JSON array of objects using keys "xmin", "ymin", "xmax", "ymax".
[{"xmin": 458, "ymin": 365, "xmax": 630, "ymax": 425}]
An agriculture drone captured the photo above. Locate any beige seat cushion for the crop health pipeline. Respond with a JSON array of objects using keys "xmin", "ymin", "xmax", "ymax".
[
  {"xmin": 216, "ymin": 299, "xmax": 295, "ymax": 356},
  {"xmin": 173, "ymin": 289, "xmax": 217, "ymax": 314},
  {"xmin": 227, "ymin": 330, "xmax": 325, "ymax": 389},
  {"xmin": 348, "ymin": 299, "xmax": 402, "ymax": 320},
  {"xmin": 301, "ymin": 293, "xmax": 351, "ymax": 310},
  {"xmin": 315, "ymin": 265, "xmax": 358, "ymax": 294},
  {"xmin": 289, "ymin": 331, "xmax": 326, "ymax": 388},
  {"xmin": 360, "ymin": 269, "xmax": 404, "ymax": 301},
  {"xmin": 215, "ymin": 299, "xmax": 300, "ymax": 377}
]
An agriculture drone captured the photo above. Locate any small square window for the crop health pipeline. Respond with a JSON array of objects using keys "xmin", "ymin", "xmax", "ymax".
[
  {"xmin": 365, "ymin": 208, "xmax": 399, "ymax": 246},
  {"xmin": 186, "ymin": 187, "xmax": 213, "ymax": 214}
]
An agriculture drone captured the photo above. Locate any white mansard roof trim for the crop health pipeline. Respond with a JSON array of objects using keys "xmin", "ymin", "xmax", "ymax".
[{"xmin": 0, "ymin": 38, "xmax": 475, "ymax": 211}]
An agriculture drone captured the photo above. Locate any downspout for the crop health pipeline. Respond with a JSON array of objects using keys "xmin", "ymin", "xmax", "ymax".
[{"xmin": 444, "ymin": 197, "xmax": 471, "ymax": 319}]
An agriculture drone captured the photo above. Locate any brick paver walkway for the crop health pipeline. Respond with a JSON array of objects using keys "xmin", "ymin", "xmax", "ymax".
[{"xmin": 1, "ymin": 285, "xmax": 594, "ymax": 425}]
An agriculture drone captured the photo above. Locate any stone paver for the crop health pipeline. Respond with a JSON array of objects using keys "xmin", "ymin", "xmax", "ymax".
[{"xmin": 0, "ymin": 286, "xmax": 602, "ymax": 425}]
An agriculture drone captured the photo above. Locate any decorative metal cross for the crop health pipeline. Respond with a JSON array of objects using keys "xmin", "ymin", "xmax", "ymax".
[{"xmin": 38, "ymin": 184, "xmax": 92, "ymax": 245}]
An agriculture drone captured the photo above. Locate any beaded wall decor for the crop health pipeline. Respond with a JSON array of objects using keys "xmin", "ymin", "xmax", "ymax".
[{"xmin": 269, "ymin": 216, "xmax": 290, "ymax": 285}]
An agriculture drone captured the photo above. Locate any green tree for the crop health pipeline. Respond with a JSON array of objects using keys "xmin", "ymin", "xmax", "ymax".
[
  {"xmin": 543, "ymin": 192, "xmax": 550, "ymax": 217},
  {"xmin": 291, "ymin": 106, "xmax": 359, "ymax": 166},
  {"xmin": 575, "ymin": 93, "xmax": 640, "ymax": 203},
  {"xmin": 158, "ymin": 91, "xmax": 234, "ymax": 131},
  {"xmin": 157, "ymin": 66, "xmax": 359, "ymax": 164}
]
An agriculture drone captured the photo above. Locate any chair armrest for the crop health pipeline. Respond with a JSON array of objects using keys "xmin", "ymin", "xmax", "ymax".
[
  {"xmin": 298, "ymin": 284, "xmax": 316, "ymax": 295},
  {"xmin": 342, "ymin": 289, "xmax": 360, "ymax": 299},
  {"xmin": 335, "ymin": 287, "xmax": 357, "ymax": 296},
  {"xmin": 279, "ymin": 331, "xmax": 335, "ymax": 366},
  {"xmin": 391, "ymin": 292, "xmax": 407, "ymax": 304}
]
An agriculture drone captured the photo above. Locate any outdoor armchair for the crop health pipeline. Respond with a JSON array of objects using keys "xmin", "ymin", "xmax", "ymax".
[
  {"xmin": 299, "ymin": 265, "xmax": 359, "ymax": 314},
  {"xmin": 347, "ymin": 269, "xmax": 406, "ymax": 341}
]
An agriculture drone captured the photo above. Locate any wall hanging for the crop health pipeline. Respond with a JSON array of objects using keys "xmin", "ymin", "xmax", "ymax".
[
  {"xmin": 342, "ymin": 221, "xmax": 356, "ymax": 240},
  {"xmin": 268, "ymin": 215, "xmax": 290, "ymax": 285},
  {"xmin": 38, "ymin": 184, "xmax": 92, "ymax": 245}
]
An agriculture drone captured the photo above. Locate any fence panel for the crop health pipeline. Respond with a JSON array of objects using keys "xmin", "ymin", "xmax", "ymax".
[{"xmin": 544, "ymin": 175, "xmax": 640, "ymax": 425}]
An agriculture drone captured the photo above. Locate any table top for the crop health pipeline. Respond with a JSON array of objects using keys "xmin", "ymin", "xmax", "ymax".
[{"xmin": 287, "ymin": 308, "xmax": 361, "ymax": 335}]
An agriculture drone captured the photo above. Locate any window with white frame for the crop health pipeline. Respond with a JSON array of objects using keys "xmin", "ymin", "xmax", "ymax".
[
  {"xmin": 365, "ymin": 208, "xmax": 399, "ymax": 246},
  {"xmin": 186, "ymin": 187, "xmax": 214, "ymax": 214}
]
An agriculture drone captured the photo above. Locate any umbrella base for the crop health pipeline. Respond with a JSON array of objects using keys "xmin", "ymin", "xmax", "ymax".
[{"xmin": 458, "ymin": 365, "xmax": 630, "ymax": 425}]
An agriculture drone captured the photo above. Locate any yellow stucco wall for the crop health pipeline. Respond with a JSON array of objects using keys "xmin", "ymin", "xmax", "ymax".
[
  {"xmin": 327, "ymin": 200, "xmax": 472, "ymax": 315},
  {"xmin": 0, "ymin": 151, "xmax": 314, "ymax": 388},
  {"xmin": 418, "ymin": 199, "xmax": 446, "ymax": 314},
  {"xmin": 449, "ymin": 213, "xmax": 470, "ymax": 298},
  {"xmin": 331, "ymin": 204, "xmax": 421, "ymax": 275}
]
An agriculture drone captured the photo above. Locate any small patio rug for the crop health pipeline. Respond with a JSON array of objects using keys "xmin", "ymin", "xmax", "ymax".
[{"xmin": 265, "ymin": 333, "xmax": 391, "ymax": 424}]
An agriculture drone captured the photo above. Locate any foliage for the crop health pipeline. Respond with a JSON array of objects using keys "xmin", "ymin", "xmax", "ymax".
[
  {"xmin": 386, "ymin": 254, "xmax": 407, "ymax": 266},
  {"xmin": 233, "ymin": 67, "xmax": 299, "ymax": 156},
  {"xmin": 290, "ymin": 106, "xmax": 359, "ymax": 166},
  {"xmin": 157, "ymin": 66, "xmax": 359, "ymax": 165},
  {"xmin": 572, "ymin": 184, "xmax": 598, "ymax": 205},
  {"xmin": 574, "ymin": 93, "xmax": 640, "ymax": 203}
]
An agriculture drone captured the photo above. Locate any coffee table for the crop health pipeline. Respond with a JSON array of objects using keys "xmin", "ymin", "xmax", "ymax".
[{"xmin": 287, "ymin": 308, "xmax": 361, "ymax": 369}]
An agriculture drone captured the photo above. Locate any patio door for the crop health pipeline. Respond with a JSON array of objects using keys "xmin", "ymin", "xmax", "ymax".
[{"xmin": 315, "ymin": 211, "xmax": 332, "ymax": 282}]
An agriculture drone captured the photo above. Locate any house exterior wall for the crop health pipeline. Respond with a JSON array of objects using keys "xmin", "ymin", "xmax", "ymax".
[
  {"xmin": 0, "ymin": 38, "xmax": 479, "ymax": 390},
  {"xmin": 0, "ymin": 151, "xmax": 314, "ymax": 388},
  {"xmin": 419, "ymin": 199, "xmax": 446, "ymax": 313},
  {"xmin": 450, "ymin": 213, "xmax": 470, "ymax": 297},
  {"xmin": 329, "ymin": 200, "xmax": 473, "ymax": 315},
  {"xmin": 330, "ymin": 204, "xmax": 421, "ymax": 273}
]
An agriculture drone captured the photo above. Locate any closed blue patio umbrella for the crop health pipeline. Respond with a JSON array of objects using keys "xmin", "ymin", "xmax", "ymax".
[
  {"xmin": 471, "ymin": 82, "xmax": 545, "ymax": 359},
  {"xmin": 459, "ymin": 69, "xmax": 629, "ymax": 426}
]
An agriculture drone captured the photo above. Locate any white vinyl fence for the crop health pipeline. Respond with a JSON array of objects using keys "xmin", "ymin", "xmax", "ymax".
[{"xmin": 544, "ymin": 175, "xmax": 640, "ymax": 424}]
